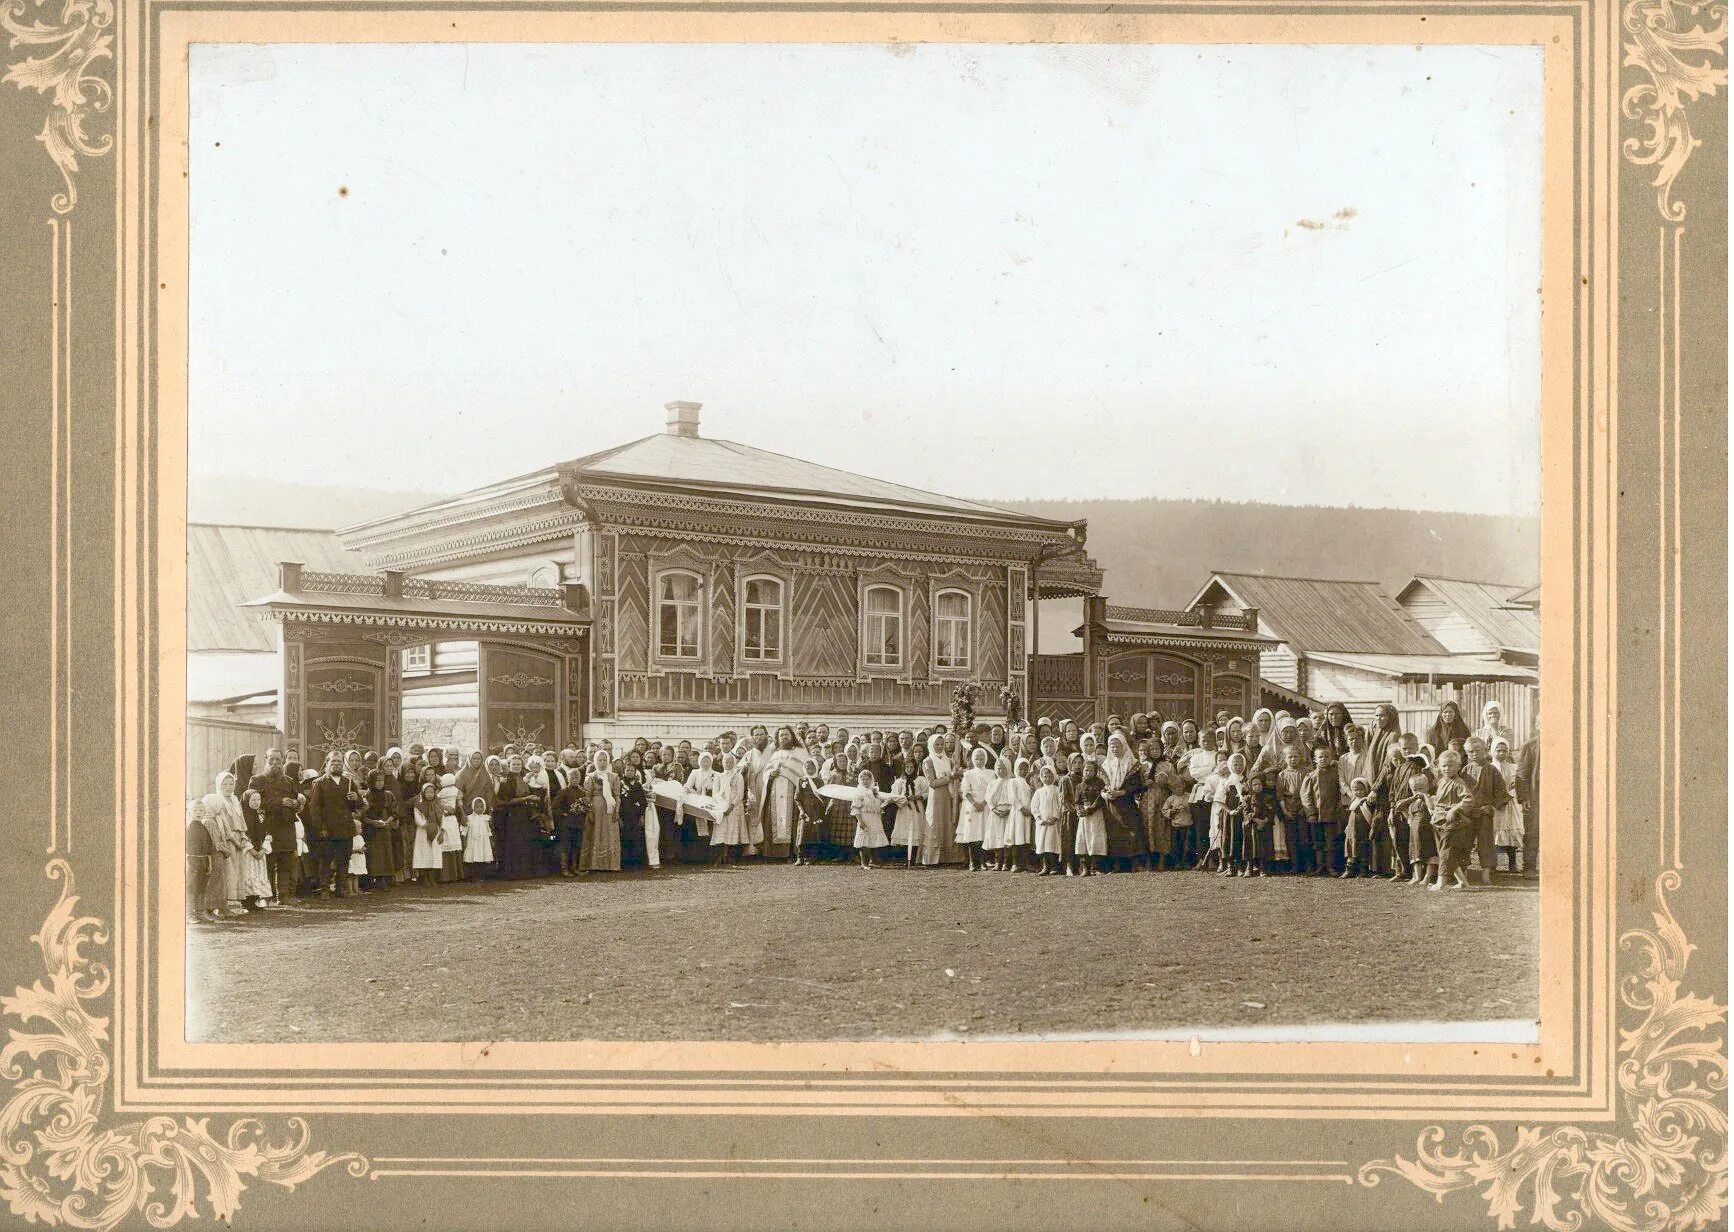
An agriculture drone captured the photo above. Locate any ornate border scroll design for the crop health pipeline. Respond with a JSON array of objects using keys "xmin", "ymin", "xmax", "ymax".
[
  {"xmin": 1, "ymin": 860, "xmax": 365, "ymax": 1229},
  {"xmin": 1359, "ymin": 871, "xmax": 1728, "ymax": 1232},
  {"xmin": 1621, "ymin": 0, "xmax": 1728, "ymax": 222},
  {"xmin": 1, "ymin": 0, "xmax": 112, "ymax": 214}
]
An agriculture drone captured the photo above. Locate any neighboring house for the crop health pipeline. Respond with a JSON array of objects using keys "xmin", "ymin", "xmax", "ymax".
[
  {"xmin": 186, "ymin": 523, "xmax": 371, "ymax": 788},
  {"xmin": 1186, "ymin": 570, "xmax": 1538, "ymax": 736},
  {"xmin": 1394, "ymin": 575, "xmax": 1540, "ymax": 667}
]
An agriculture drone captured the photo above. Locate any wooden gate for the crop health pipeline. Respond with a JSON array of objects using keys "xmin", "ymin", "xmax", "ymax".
[
  {"xmin": 304, "ymin": 660, "xmax": 383, "ymax": 762},
  {"xmin": 1103, "ymin": 652, "xmax": 1201, "ymax": 725},
  {"xmin": 479, "ymin": 643, "xmax": 565, "ymax": 751}
]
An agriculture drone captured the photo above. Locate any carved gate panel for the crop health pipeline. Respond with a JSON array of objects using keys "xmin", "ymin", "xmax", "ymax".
[
  {"xmin": 479, "ymin": 644, "xmax": 563, "ymax": 752},
  {"xmin": 304, "ymin": 662, "xmax": 382, "ymax": 762}
]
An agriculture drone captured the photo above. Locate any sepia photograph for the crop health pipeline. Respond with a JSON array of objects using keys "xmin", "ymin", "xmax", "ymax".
[{"xmin": 180, "ymin": 40, "xmax": 1544, "ymax": 1045}]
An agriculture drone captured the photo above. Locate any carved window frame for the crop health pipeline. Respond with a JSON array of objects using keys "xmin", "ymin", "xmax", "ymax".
[
  {"xmin": 926, "ymin": 572, "xmax": 984, "ymax": 681},
  {"xmin": 856, "ymin": 566, "xmax": 916, "ymax": 683},
  {"xmin": 733, "ymin": 551, "xmax": 793, "ymax": 677}
]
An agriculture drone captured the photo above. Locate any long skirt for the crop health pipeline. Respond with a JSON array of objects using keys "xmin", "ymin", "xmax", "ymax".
[
  {"xmin": 239, "ymin": 847, "xmax": 274, "ymax": 899},
  {"xmin": 1002, "ymin": 807, "xmax": 1033, "ymax": 847},
  {"xmin": 219, "ymin": 843, "xmax": 246, "ymax": 905},
  {"xmin": 364, "ymin": 823, "xmax": 396, "ymax": 878},
  {"xmin": 203, "ymin": 851, "xmax": 231, "ymax": 912},
  {"xmin": 579, "ymin": 807, "xmax": 622, "ymax": 872},
  {"xmin": 1245, "ymin": 820, "xmax": 1274, "ymax": 862},
  {"xmin": 919, "ymin": 783, "xmax": 962, "ymax": 865},
  {"xmin": 1103, "ymin": 798, "xmax": 1146, "ymax": 860},
  {"xmin": 981, "ymin": 808, "xmax": 1007, "ymax": 852},
  {"xmin": 711, "ymin": 804, "xmax": 748, "ymax": 846},
  {"xmin": 493, "ymin": 808, "xmax": 539, "ymax": 879}
]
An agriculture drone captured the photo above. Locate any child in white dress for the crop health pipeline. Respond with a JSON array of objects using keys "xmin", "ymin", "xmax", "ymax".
[
  {"xmin": 462, "ymin": 796, "xmax": 494, "ymax": 874},
  {"xmin": 1490, "ymin": 737, "xmax": 1525, "ymax": 871},
  {"xmin": 411, "ymin": 782, "xmax": 444, "ymax": 886},
  {"xmin": 1031, "ymin": 764, "xmax": 1064, "ymax": 875},
  {"xmin": 990, "ymin": 756, "xmax": 1034, "ymax": 872},
  {"xmin": 850, "ymin": 769, "xmax": 890, "ymax": 867},
  {"xmin": 886, "ymin": 756, "xmax": 922, "ymax": 866},
  {"xmin": 956, "ymin": 747, "xmax": 995, "ymax": 872}
]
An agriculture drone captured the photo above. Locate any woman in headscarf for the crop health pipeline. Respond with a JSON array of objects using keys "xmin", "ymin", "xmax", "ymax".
[
  {"xmin": 200, "ymin": 772, "xmax": 250, "ymax": 916},
  {"xmin": 679, "ymin": 751, "xmax": 718, "ymax": 862},
  {"xmin": 760, "ymin": 727, "xmax": 809, "ymax": 861},
  {"xmin": 919, "ymin": 732, "xmax": 962, "ymax": 866},
  {"xmin": 1426, "ymin": 700, "xmax": 1473, "ymax": 759},
  {"xmin": 1098, "ymin": 732, "xmax": 1147, "ymax": 872},
  {"xmin": 393, "ymin": 759, "xmax": 423, "ymax": 883},
  {"xmin": 524, "ymin": 755, "xmax": 559, "ymax": 873},
  {"xmin": 455, "ymin": 750, "xmax": 494, "ymax": 817},
  {"xmin": 1318, "ymin": 702, "xmax": 1354, "ymax": 758},
  {"xmin": 1252, "ymin": 714, "xmax": 1297, "ymax": 782},
  {"xmin": 709, "ymin": 750, "xmax": 747, "ymax": 863},
  {"xmin": 1477, "ymin": 701, "xmax": 1514, "ymax": 750},
  {"xmin": 360, "ymin": 768, "xmax": 399, "ymax": 889},
  {"xmin": 579, "ymin": 748, "xmax": 622, "ymax": 873},
  {"xmin": 490, "ymin": 753, "xmax": 541, "ymax": 879}
]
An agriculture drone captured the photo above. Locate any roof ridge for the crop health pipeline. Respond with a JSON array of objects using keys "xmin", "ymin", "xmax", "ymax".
[
  {"xmin": 1411, "ymin": 573, "xmax": 1533, "ymax": 590},
  {"xmin": 1209, "ymin": 569, "xmax": 1384, "ymax": 586},
  {"xmin": 190, "ymin": 522, "xmax": 348, "ymax": 534}
]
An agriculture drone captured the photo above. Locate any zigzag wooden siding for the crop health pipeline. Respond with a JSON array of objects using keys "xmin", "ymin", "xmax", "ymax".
[
  {"xmin": 978, "ymin": 582, "xmax": 1007, "ymax": 682},
  {"xmin": 790, "ymin": 571, "xmax": 858, "ymax": 678},
  {"xmin": 615, "ymin": 553, "xmax": 649, "ymax": 671}
]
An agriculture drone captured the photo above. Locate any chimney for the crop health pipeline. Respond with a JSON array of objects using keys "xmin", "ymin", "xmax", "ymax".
[
  {"xmin": 665, "ymin": 400, "xmax": 702, "ymax": 438},
  {"xmin": 279, "ymin": 561, "xmax": 303, "ymax": 591},
  {"xmin": 382, "ymin": 570, "xmax": 405, "ymax": 599}
]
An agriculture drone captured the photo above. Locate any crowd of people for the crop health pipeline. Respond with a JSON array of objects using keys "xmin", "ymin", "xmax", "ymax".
[{"xmin": 185, "ymin": 698, "xmax": 1540, "ymax": 921}]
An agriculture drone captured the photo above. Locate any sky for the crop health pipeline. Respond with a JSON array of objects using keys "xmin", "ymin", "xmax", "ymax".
[{"xmin": 187, "ymin": 41, "xmax": 1544, "ymax": 516}]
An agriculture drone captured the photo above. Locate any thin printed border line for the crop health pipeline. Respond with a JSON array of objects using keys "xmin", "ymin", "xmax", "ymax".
[{"xmin": 122, "ymin": 0, "xmax": 1602, "ymax": 1112}]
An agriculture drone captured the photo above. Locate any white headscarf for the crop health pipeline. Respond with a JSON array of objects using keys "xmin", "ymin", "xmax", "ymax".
[
  {"xmin": 1101, "ymin": 735, "xmax": 1134, "ymax": 792},
  {"xmin": 590, "ymin": 750, "xmax": 615, "ymax": 813}
]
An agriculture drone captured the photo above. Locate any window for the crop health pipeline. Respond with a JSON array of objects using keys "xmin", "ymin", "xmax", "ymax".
[
  {"xmin": 933, "ymin": 589, "xmax": 972, "ymax": 670},
  {"xmin": 864, "ymin": 585, "xmax": 903, "ymax": 668},
  {"xmin": 402, "ymin": 644, "xmax": 431, "ymax": 673},
  {"xmin": 741, "ymin": 576, "xmax": 783, "ymax": 663},
  {"xmin": 657, "ymin": 571, "xmax": 702, "ymax": 659}
]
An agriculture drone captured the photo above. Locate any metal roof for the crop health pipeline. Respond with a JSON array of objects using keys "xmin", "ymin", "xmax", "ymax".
[
  {"xmin": 568, "ymin": 432, "xmax": 1071, "ymax": 526},
  {"xmin": 1401, "ymin": 576, "xmax": 1541, "ymax": 653},
  {"xmin": 188, "ymin": 524, "xmax": 371, "ymax": 652},
  {"xmin": 1191, "ymin": 571, "xmax": 1445, "ymax": 656},
  {"xmin": 1307, "ymin": 651, "xmax": 1538, "ymax": 683}
]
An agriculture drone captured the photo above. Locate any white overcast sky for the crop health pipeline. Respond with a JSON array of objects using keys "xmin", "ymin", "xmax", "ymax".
[{"xmin": 187, "ymin": 41, "xmax": 1543, "ymax": 515}]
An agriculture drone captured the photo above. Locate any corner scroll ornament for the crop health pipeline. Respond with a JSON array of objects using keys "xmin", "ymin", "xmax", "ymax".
[
  {"xmin": 2, "ymin": 0, "xmax": 113, "ymax": 214},
  {"xmin": 1, "ymin": 860, "xmax": 366, "ymax": 1229},
  {"xmin": 1621, "ymin": 0, "xmax": 1728, "ymax": 222},
  {"xmin": 1359, "ymin": 871, "xmax": 1727, "ymax": 1231}
]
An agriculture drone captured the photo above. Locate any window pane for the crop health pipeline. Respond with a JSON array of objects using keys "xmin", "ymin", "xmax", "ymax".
[
  {"xmin": 937, "ymin": 591, "xmax": 967, "ymax": 618},
  {"xmin": 746, "ymin": 578, "xmax": 777, "ymax": 606},
  {"xmin": 660, "ymin": 573, "xmax": 698, "ymax": 602},
  {"xmin": 763, "ymin": 610, "xmax": 780, "ymax": 656},
  {"xmin": 658, "ymin": 604, "xmax": 679, "ymax": 656},
  {"xmin": 678, "ymin": 604, "xmax": 699, "ymax": 654},
  {"xmin": 867, "ymin": 586, "xmax": 898, "ymax": 615}
]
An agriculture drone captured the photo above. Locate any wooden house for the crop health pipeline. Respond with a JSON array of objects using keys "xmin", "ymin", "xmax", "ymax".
[
  {"xmin": 1394, "ymin": 575, "xmax": 1541, "ymax": 666},
  {"xmin": 1186, "ymin": 570, "xmax": 1538, "ymax": 736},
  {"xmin": 269, "ymin": 401, "xmax": 1108, "ymax": 748}
]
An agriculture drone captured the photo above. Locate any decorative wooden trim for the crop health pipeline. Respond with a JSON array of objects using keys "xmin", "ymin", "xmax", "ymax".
[
  {"xmin": 855, "ymin": 565, "xmax": 917, "ymax": 684},
  {"xmin": 733, "ymin": 551, "xmax": 795, "ymax": 679},
  {"xmin": 925, "ymin": 570, "xmax": 983, "ymax": 682},
  {"xmin": 646, "ymin": 545, "xmax": 713, "ymax": 678}
]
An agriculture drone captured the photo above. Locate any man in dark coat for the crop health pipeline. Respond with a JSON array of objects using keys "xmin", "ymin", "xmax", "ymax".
[
  {"xmin": 1514, "ymin": 719, "xmax": 1541, "ymax": 878},
  {"xmin": 305, "ymin": 752, "xmax": 358, "ymax": 898},
  {"xmin": 247, "ymin": 747, "xmax": 306, "ymax": 904}
]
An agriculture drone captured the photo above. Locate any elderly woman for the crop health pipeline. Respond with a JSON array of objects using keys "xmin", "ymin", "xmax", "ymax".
[
  {"xmin": 1099, "ymin": 732, "xmax": 1148, "ymax": 872},
  {"xmin": 491, "ymin": 753, "xmax": 543, "ymax": 880},
  {"xmin": 1476, "ymin": 701, "xmax": 1515, "ymax": 751},
  {"xmin": 201, "ymin": 772, "xmax": 251, "ymax": 916},
  {"xmin": 579, "ymin": 748, "xmax": 622, "ymax": 873}
]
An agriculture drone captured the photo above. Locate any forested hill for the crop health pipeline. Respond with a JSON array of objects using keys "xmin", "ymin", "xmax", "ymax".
[{"xmin": 998, "ymin": 498, "xmax": 1540, "ymax": 608}]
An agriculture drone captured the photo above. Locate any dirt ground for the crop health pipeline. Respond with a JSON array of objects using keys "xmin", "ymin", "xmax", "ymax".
[{"xmin": 186, "ymin": 862, "xmax": 1539, "ymax": 1042}]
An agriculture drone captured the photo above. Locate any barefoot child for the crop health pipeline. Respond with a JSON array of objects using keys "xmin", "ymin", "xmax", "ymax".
[
  {"xmin": 1343, "ymin": 777, "xmax": 1378, "ymax": 878},
  {"xmin": 851, "ymin": 769, "xmax": 890, "ymax": 867},
  {"xmin": 1427, "ymin": 749, "xmax": 1476, "ymax": 890}
]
